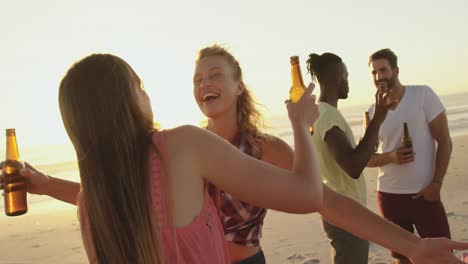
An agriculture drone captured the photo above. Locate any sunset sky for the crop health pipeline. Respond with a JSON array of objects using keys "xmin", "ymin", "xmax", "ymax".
[{"xmin": 1, "ymin": 0, "xmax": 467, "ymax": 145}]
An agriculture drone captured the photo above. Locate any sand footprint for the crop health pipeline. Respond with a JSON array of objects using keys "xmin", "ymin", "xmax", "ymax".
[
  {"xmin": 371, "ymin": 258, "xmax": 390, "ymax": 264},
  {"xmin": 72, "ymin": 246, "xmax": 82, "ymax": 252},
  {"xmin": 302, "ymin": 259, "xmax": 320, "ymax": 264},
  {"xmin": 287, "ymin": 253, "xmax": 305, "ymax": 261}
]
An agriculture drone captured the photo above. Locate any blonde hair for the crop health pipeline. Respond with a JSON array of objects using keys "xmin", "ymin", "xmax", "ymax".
[{"xmin": 196, "ymin": 45, "xmax": 269, "ymax": 158}]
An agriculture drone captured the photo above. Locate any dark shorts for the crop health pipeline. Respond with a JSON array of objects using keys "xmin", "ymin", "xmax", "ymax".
[
  {"xmin": 377, "ymin": 191, "xmax": 451, "ymax": 260},
  {"xmin": 234, "ymin": 249, "xmax": 266, "ymax": 264},
  {"xmin": 322, "ymin": 219, "xmax": 369, "ymax": 264}
]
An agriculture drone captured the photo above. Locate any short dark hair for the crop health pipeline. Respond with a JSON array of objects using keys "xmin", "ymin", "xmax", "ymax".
[{"xmin": 368, "ymin": 48, "xmax": 398, "ymax": 68}]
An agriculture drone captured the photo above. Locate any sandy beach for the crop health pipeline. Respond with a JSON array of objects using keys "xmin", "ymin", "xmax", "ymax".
[{"xmin": 1, "ymin": 134, "xmax": 467, "ymax": 263}]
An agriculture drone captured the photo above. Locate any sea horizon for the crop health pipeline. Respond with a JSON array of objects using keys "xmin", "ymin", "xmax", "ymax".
[{"xmin": 1, "ymin": 90, "xmax": 467, "ymax": 210}]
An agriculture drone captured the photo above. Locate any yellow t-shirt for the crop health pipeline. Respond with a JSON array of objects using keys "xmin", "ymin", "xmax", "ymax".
[{"xmin": 312, "ymin": 102, "xmax": 367, "ymax": 205}]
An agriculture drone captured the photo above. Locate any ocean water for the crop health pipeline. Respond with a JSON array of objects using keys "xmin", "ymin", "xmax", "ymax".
[
  {"xmin": 267, "ymin": 91, "xmax": 468, "ymax": 147},
  {"xmin": 1, "ymin": 91, "xmax": 467, "ymax": 210}
]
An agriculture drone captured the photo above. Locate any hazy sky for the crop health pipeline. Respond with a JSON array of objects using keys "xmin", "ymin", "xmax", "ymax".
[{"xmin": 1, "ymin": 0, "xmax": 467, "ymax": 145}]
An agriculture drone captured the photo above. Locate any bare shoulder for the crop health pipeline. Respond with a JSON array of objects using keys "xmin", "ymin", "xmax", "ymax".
[
  {"xmin": 260, "ymin": 134, "xmax": 294, "ymax": 170},
  {"xmin": 164, "ymin": 124, "xmax": 203, "ymax": 137},
  {"xmin": 163, "ymin": 125, "xmax": 206, "ymax": 144},
  {"xmin": 163, "ymin": 125, "xmax": 225, "ymax": 153},
  {"xmin": 261, "ymin": 134, "xmax": 292, "ymax": 154}
]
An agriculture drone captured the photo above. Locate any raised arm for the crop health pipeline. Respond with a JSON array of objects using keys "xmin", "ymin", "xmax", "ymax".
[{"xmin": 325, "ymin": 87, "xmax": 390, "ymax": 178}]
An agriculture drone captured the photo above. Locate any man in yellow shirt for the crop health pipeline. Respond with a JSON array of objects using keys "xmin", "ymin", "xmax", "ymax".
[{"xmin": 307, "ymin": 52, "xmax": 390, "ymax": 264}]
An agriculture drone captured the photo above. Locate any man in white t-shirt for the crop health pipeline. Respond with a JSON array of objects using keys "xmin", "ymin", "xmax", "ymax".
[{"xmin": 366, "ymin": 48, "xmax": 452, "ymax": 264}]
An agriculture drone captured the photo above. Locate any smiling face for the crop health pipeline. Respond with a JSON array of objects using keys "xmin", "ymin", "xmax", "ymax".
[
  {"xmin": 193, "ymin": 55, "xmax": 244, "ymax": 119},
  {"xmin": 370, "ymin": 58, "xmax": 401, "ymax": 107},
  {"xmin": 370, "ymin": 58, "xmax": 399, "ymax": 92}
]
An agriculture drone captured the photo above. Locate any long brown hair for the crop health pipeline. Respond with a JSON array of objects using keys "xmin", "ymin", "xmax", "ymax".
[
  {"xmin": 196, "ymin": 45, "xmax": 269, "ymax": 158},
  {"xmin": 59, "ymin": 54, "xmax": 163, "ymax": 263}
]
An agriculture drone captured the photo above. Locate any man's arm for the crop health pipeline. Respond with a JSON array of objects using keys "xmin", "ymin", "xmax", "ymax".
[
  {"xmin": 325, "ymin": 116, "xmax": 382, "ymax": 179},
  {"xmin": 413, "ymin": 111, "xmax": 452, "ymax": 201},
  {"xmin": 367, "ymin": 147, "xmax": 414, "ymax": 167},
  {"xmin": 325, "ymin": 88, "xmax": 393, "ymax": 179},
  {"xmin": 367, "ymin": 152, "xmax": 393, "ymax": 167},
  {"xmin": 429, "ymin": 111, "xmax": 452, "ymax": 185}
]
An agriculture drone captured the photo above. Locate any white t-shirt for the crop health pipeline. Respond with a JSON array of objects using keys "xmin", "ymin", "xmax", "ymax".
[{"xmin": 368, "ymin": 85, "xmax": 445, "ymax": 194}]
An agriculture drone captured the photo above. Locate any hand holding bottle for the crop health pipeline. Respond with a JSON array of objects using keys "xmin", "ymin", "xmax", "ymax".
[
  {"xmin": 286, "ymin": 83, "xmax": 318, "ymax": 129},
  {"xmin": 2, "ymin": 128, "xmax": 28, "ymax": 216},
  {"xmin": 289, "ymin": 55, "xmax": 315, "ymax": 134},
  {"xmin": 389, "ymin": 147, "xmax": 415, "ymax": 164},
  {"xmin": 0, "ymin": 161, "xmax": 50, "ymax": 195}
]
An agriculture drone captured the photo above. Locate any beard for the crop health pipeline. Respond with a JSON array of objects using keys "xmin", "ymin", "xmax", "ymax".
[
  {"xmin": 375, "ymin": 74, "xmax": 397, "ymax": 92},
  {"xmin": 376, "ymin": 74, "xmax": 400, "ymax": 108}
]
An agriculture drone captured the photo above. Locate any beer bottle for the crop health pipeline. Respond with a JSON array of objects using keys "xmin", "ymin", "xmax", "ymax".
[
  {"xmin": 289, "ymin": 56, "xmax": 306, "ymax": 103},
  {"xmin": 364, "ymin": 111, "xmax": 379, "ymax": 152},
  {"xmin": 364, "ymin": 111, "xmax": 371, "ymax": 128},
  {"xmin": 2, "ymin": 128, "xmax": 28, "ymax": 216},
  {"xmin": 289, "ymin": 56, "xmax": 313, "ymax": 134},
  {"xmin": 402, "ymin": 122, "xmax": 412, "ymax": 148}
]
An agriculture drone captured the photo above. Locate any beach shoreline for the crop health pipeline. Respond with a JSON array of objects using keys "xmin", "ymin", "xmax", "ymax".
[{"xmin": 1, "ymin": 134, "xmax": 467, "ymax": 263}]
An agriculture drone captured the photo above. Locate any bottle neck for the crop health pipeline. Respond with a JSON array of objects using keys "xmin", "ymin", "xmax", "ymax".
[
  {"xmin": 291, "ymin": 63, "xmax": 306, "ymax": 90},
  {"xmin": 365, "ymin": 112, "xmax": 370, "ymax": 128},
  {"xmin": 403, "ymin": 123, "xmax": 411, "ymax": 141},
  {"xmin": 6, "ymin": 135, "xmax": 20, "ymax": 161}
]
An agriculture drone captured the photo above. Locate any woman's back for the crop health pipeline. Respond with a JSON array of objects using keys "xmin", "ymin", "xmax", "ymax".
[
  {"xmin": 151, "ymin": 130, "xmax": 230, "ymax": 263},
  {"xmin": 79, "ymin": 130, "xmax": 230, "ymax": 263}
]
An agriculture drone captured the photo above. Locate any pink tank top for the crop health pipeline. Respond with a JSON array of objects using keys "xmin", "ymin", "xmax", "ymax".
[{"xmin": 78, "ymin": 131, "xmax": 230, "ymax": 263}]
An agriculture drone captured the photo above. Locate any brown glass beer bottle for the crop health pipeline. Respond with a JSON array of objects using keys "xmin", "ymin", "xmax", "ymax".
[
  {"xmin": 289, "ymin": 56, "xmax": 313, "ymax": 134},
  {"xmin": 365, "ymin": 111, "xmax": 371, "ymax": 128},
  {"xmin": 402, "ymin": 122, "xmax": 412, "ymax": 148},
  {"xmin": 2, "ymin": 128, "xmax": 28, "ymax": 216}
]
